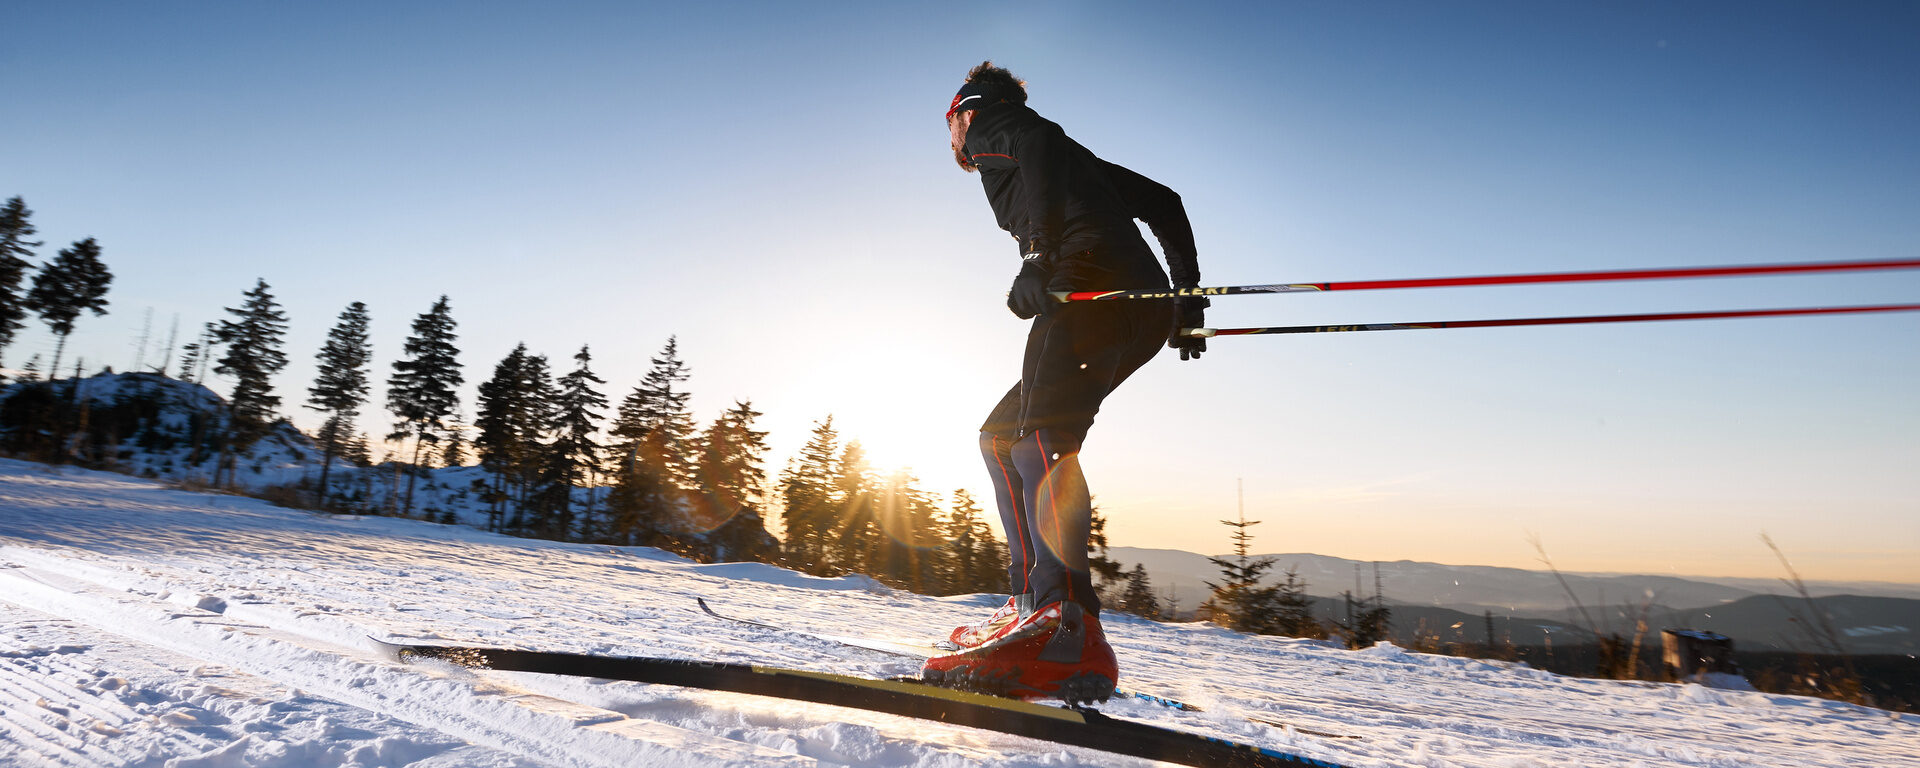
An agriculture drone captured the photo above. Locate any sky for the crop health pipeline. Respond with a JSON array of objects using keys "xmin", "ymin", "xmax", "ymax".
[{"xmin": 4, "ymin": 1, "xmax": 1916, "ymax": 582}]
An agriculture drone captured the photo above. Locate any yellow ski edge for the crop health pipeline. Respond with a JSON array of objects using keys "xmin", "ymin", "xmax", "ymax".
[{"xmin": 749, "ymin": 665, "xmax": 1088, "ymax": 723}]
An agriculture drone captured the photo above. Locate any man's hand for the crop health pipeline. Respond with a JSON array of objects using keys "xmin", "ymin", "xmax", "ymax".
[
  {"xmin": 1007, "ymin": 261, "xmax": 1054, "ymax": 319},
  {"xmin": 1168, "ymin": 296, "xmax": 1208, "ymax": 360}
]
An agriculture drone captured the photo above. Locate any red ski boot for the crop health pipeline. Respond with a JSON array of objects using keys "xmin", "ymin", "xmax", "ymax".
[
  {"xmin": 922, "ymin": 601, "xmax": 1118, "ymax": 704},
  {"xmin": 944, "ymin": 594, "xmax": 1029, "ymax": 649}
]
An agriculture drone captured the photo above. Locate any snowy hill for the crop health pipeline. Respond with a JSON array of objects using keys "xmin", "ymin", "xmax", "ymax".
[
  {"xmin": 2, "ymin": 459, "xmax": 1913, "ymax": 767},
  {"xmin": 0, "ymin": 372, "xmax": 323, "ymax": 486},
  {"xmin": 0, "ymin": 372, "xmax": 565, "ymax": 526}
]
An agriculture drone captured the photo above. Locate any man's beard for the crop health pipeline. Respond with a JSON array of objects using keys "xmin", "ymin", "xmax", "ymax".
[{"xmin": 953, "ymin": 143, "xmax": 976, "ymax": 172}]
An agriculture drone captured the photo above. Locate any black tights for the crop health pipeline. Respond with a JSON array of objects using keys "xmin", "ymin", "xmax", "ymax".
[{"xmin": 977, "ymin": 299, "xmax": 1170, "ymax": 616}]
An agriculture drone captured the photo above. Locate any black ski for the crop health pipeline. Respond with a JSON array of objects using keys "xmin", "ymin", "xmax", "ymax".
[
  {"xmin": 694, "ymin": 597, "xmax": 1360, "ymax": 740},
  {"xmin": 373, "ymin": 637, "xmax": 1348, "ymax": 768}
]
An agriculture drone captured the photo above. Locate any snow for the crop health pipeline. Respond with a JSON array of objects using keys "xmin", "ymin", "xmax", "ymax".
[{"xmin": 1, "ymin": 459, "xmax": 1914, "ymax": 767}]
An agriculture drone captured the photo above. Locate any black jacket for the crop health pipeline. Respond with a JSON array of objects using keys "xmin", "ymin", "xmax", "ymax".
[{"xmin": 963, "ymin": 102, "xmax": 1200, "ymax": 292}]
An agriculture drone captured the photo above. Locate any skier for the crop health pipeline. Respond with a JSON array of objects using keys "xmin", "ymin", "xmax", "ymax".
[{"xmin": 923, "ymin": 61, "xmax": 1207, "ymax": 703}]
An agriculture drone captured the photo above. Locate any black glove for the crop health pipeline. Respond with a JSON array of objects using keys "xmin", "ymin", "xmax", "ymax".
[
  {"xmin": 1007, "ymin": 260, "xmax": 1054, "ymax": 319},
  {"xmin": 1168, "ymin": 296, "xmax": 1208, "ymax": 361}
]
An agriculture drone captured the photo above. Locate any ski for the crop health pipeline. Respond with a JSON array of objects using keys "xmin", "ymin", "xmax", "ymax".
[
  {"xmin": 695, "ymin": 597, "xmax": 1360, "ymax": 740},
  {"xmin": 1183, "ymin": 302, "xmax": 1920, "ymax": 338},
  {"xmin": 373, "ymin": 637, "xmax": 1348, "ymax": 768}
]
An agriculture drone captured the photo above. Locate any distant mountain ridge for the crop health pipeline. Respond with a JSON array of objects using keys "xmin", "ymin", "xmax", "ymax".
[
  {"xmin": 1110, "ymin": 547, "xmax": 1920, "ymax": 655},
  {"xmin": 1108, "ymin": 546, "xmax": 1920, "ymax": 616}
]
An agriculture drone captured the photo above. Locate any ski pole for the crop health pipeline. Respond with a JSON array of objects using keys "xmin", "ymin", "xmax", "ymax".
[
  {"xmin": 1179, "ymin": 303, "xmax": 1920, "ymax": 337},
  {"xmin": 1053, "ymin": 257, "xmax": 1920, "ymax": 302}
]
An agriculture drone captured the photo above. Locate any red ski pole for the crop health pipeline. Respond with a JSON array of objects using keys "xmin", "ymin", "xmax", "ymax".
[{"xmin": 1053, "ymin": 257, "xmax": 1920, "ymax": 303}]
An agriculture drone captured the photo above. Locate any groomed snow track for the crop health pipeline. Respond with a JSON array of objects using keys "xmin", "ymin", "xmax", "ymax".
[
  {"xmin": 2, "ymin": 459, "xmax": 1914, "ymax": 768},
  {"xmin": 0, "ymin": 549, "xmax": 808, "ymax": 768}
]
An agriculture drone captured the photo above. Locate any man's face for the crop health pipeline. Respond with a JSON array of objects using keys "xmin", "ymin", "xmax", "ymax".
[{"xmin": 948, "ymin": 109, "xmax": 975, "ymax": 172}]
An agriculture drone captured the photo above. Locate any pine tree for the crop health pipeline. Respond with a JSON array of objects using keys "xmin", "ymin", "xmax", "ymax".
[
  {"xmin": 1088, "ymin": 500, "xmax": 1126, "ymax": 604},
  {"xmin": 697, "ymin": 399, "xmax": 779, "ymax": 563},
  {"xmin": 440, "ymin": 409, "xmax": 470, "ymax": 468},
  {"xmin": 474, "ymin": 344, "xmax": 548, "ymax": 533},
  {"xmin": 26, "ymin": 237, "xmax": 113, "ymax": 378},
  {"xmin": 1204, "ymin": 501, "xmax": 1285, "ymax": 635},
  {"xmin": 0, "ymin": 196, "xmax": 41, "ymax": 363},
  {"xmin": 601, "ymin": 448, "xmax": 665, "ymax": 547},
  {"xmin": 1273, "ymin": 567, "xmax": 1327, "ymax": 639},
  {"xmin": 945, "ymin": 489, "xmax": 997, "ymax": 594},
  {"xmin": 386, "ymin": 296, "xmax": 463, "ymax": 517},
  {"xmin": 611, "ymin": 337, "xmax": 696, "ymax": 483},
  {"xmin": 1117, "ymin": 564, "xmax": 1162, "ymax": 619},
  {"xmin": 1333, "ymin": 564, "xmax": 1393, "ymax": 649},
  {"xmin": 341, "ymin": 430, "xmax": 372, "ymax": 468},
  {"xmin": 528, "ymin": 345, "xmax": 606, "ymax": 541},
  {"xmin": 777, "ymin": 415, "xmax": 840, "ymax": 573},
  {"xmin": 827, "ymin": 441, "xmax": 876, "ymax": 576},
  {"xmin": 605, "ymin": 337, "xmax": 696, "ymax": 547},
  {"xmin": 970, "ymin": 501, "xmax": 1007, "ymax": 594},
  {"xmin": 176, "ymin": 341, "xmax": 201, "ymax": 381},
  {"xmin": 177, "ymin": 323, "xmax": 219, "ymax": 383},
  {"xmin": 306, "ymin": 302, "xmax": 372, "ymax": 508},
  {"xmin": 909, "ymin": 485, "xmax": 949, "ymax": 592},
  {"xmin": 212, "ymin": 280, "xmax": 289, "ymax": 485},
  {"xmin": 870, "ymin": 470, "xmax": 944, "ymax": 592}
]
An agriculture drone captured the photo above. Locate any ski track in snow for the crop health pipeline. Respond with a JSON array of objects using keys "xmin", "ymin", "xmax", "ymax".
[{"xmin": 0, "ymin": 459, "xmax": 1913, "ymax": 768}]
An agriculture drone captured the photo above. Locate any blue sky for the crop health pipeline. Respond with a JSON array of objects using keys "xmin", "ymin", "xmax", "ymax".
[{"xmin": 5, "ymin": 1, "xmax": 1916, "ymax": 580}]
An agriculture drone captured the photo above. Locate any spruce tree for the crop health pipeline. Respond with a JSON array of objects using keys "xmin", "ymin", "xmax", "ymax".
[
  {"xmin": 306, "ymin": 302, "xmax": 372, "ymax": 508},
  {"xmin": 611, "ymin": 337, "xmax": 696, "ymax": 483},
  {"xmin": 827, "ymin": 441, "xmax": 876, "ymax": 576},
  {"xmin": 440, "ymin": 409, "xmax": 470, "ymax": 468},
  {"xmin": 0, "ymin": 196, "xmax": 41, "ymax": 362},
  {"xmin": 176, "ymin": 340, "xmax": 202, "ymax": 381},
  {"xmin": 777, "ymin": 415, "xmax": 840, "ymax": 573},
  {"xmin": 529, "ymin": 345, "xmax": 606, "ymax": 541},
  {"xmin": 1333, "ymin": 565, "xmax": 1393, "ymax": 649},
  {"xmin": 871, "ymin": 470, "xmax": 942, "ymax": 592},
  {"xmin": 177, "ymin": 323, "xmax": 219, "ymax": 383},
  {"xmin": 906, "ymin": 482, "xmax": 949, "ymax": 592},
  {"xmin": 605, "ymin": 337, "xmax": 696, "ymax": 547},
  {"xmin": 1204, "ymin": 510, "xmax": 1285, "ymax": 634},
  {"xmin": 1088, "ymin": 500, "xmax": 1126, "ymax": 603},
  {"xmin": 474, "ymin": 346, "xmax": 553, "ymax": 530},
  {"xmin": 26, "ymin": 237, "xmax": 113, "ymax": 378},
  {"xmin": 512, "ymin": 353, "xmax": 557, "ymax": 531},
  {"xmin": 698, "ymin": 399, "xmax": 779, "ymax": 563},
  {"xmin": 475, "ymin": 344, "xmax": 539, "ymax": 532},
  {"xmin": 945, "ymin": 489, "xmax": 987, "ymax": 594},
  {"xmin": 1117, "ymin": 564, "xmax": 1162, "ymax": 619},
  {"xmin": 967, "ymin": 492, "xmax": 1008, "ymax": 593},
  {"xmin": 386, "ymin": 296, "xmax": 463, "ymax": 517},
  {"xmin": 1273, "ymin": 566, "xmax": 1327, "ymax": 639},
  {"xmin": 341, "ymin": 430, "xmax": 372, "ymax": 468},
  {"xmin": 213, "ymin": 279, "xmax": 289, "ymax": 485},
  {"xmin": 601, "ymin": 445, "xmax": 665, "ymax": 547}
]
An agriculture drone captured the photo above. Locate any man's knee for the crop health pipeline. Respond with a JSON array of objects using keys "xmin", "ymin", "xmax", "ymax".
[
  {"xmin": 979, "ymin": 430, "xmax": 1007, "ymax": 459},
  {"xmin": 1010, "ymin": 428, "xmax": 1083, "ymax": 480}
]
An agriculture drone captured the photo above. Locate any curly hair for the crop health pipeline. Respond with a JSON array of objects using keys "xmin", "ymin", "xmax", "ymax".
[{"xmin": 965, "ymin": 61, "xmax": 1027, "ymax": 104}]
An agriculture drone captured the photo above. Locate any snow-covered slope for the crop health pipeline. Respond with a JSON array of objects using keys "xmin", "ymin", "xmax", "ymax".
[{"xmin": 1, "ymin": 459, "xmax": 1912, "ymax": 767}]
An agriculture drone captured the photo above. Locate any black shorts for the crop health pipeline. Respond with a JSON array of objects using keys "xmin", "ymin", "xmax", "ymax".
[{"xmin": 981, "ymin": 298, "xmax": 1172, "ymax": 443}]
